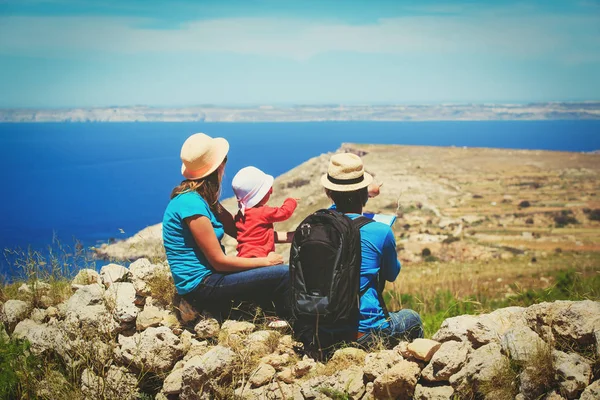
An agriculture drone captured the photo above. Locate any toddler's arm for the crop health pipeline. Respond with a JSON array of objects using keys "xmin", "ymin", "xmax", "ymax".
[
  {"xmin": 275, "ymin": 231, "xmax": 295, "ymax": 243},
  {"xmin": 262, "ymin": 198, "xmax": 298, "ymax": 223}
]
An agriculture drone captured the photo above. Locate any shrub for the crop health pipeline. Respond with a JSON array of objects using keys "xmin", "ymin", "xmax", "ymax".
[
  {"xmin": 472, "ymin": 194, "xmax": 483, "ymax": 199},
  {"xmin": 286, "ymin": 178, "xmax": 311, "ymax": 189},
  {"xmin": 554, "ymin": 212, "xmax": 578, "ymax": 228},
  {"xmin": 519, "ymin": 201, "xmax": 531, "ymax": 208},
  {"xmin": 442, "ymin": 236, "xmax": 460, "ymax": 245},
  {"xmin": 424, "ymin": 255, "xmax": 439, "ymax": 263},
  {"xmin": 587, "ymin": 209, "xmax": 600, "ymax": 221},
  {"xmin": 421, "ymin": 248, "xmax": 432, "ymax": 257},
  {"xmin": 525, "ymin": 217, "xmax": 534, "ymax": 225}
]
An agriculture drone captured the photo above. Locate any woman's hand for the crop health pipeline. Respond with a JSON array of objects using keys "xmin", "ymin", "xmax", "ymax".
[{"xmin": 266, "ymin": 252, "xmax": 284, "ymax": 265}]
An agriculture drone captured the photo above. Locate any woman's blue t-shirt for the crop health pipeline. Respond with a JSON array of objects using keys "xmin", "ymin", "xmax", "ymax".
[{"xmin": 162, "ymin": 191, "xmax": 225, "ymax": 295}]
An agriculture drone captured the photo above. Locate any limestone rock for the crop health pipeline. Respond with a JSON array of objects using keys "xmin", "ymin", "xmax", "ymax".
[
  {"xmin": 250, "ymin": 363, "xmax": 276, "ymax": 387},
  {"xmin": 261, "ymin": 353, "xmax": 291, "ymax": 370},
  {"xmin": 72, "ymin": 269, "xmax": 101, "ymax": 286},
  {"xmin": 408, "ymin": 338, "xmax": 441, "ymax": 361},
  {"xmin": 501, "ymin": 325, "xmax": 546, "ymax": 362},
  {"xmin": 136, "ymin": 304, "xmax": 164, "ymax": 330},
  {"xmin": 580, "ymin": 380, "xmax": 600, "ymax": 400},
  {"xmin": 116, "ymin": 326, "xmax": 185, "ymax": 374},
  {"xmin": 162, "ymin": 361, "xmax": 184, "ymax": 395},
  {"xmin": 1, "ymin": 299, "xmax": 30, "ymax": 326},
  {"xmin": 422, "ymin": 340, "xmax": 470, "ymax": 382},
  {"xmin": 292, "ymin": 357, "xmax": 317, "ymax": 378},
  {"xmin": 450, "ymin": 343, "xmax": 507, "ymax": 395},
  {"xmin": 553, "ymin": 350, "xmax": 592, "ymax": 399},
  {"xmin": 194, "ymin": 317, "xmax": 220, "ymax": 339},
  {"xmin": 363, "ymin": 349, "xmax": 404, "ymax": 381},
  {"xmin": 104, "ymin": 282, "xmax": 139, "ymax": 323},
  {"xmin": 221, "ymin": 320, "xmax": 255, "ymax": 335},
  {"xmin": 331, "ymin": 366, "xmax": 366, "ymax": 400},
  {"xmin": 30, "ymin": 308, "xmax": 46, "ymax": 324},
  {"xmin": 180, "ymin": 346, "xmax": 236, "ymax": 399},
  {"xmin": 81, "ymin": 365, "xmax": 139, "ymax": 399},
  {"xmin": 129, "ymin": 258, "xmax": 171, "ymax": 297},
  {"xmin": 12, "ymin": 319, "xmax": 71, "ymax": 362},
  {"xmin": 330, "ymin": 346, "xmax": 367, "ymax": 362},
  {"xmin": 183, "ymin": 339, "xmax": 210, "ymax": 361},
  {"xmin": 100, "ymin": 263, "xmax": 130, "ymax": 287},
  {"xmin": 276, "ymin": 368, "xmax": 295, "ymax": 383},
  {"xmin": 18, "ymin": 281, "xmax": 50, "ymax": 295},
  {"xmin": 525, "ymin": 301, "xmax": 600, "ymax": 345},
  {"xmin": 373, "ymin": 359, "xmax": 420, "ymax": 399},
  {"xmin": 413, "ymin": 384, "xmax": 455, "ymax": 400},
  {"xmin": 432, "ymin": 314, "xmax": 479, "ymax": 343}
]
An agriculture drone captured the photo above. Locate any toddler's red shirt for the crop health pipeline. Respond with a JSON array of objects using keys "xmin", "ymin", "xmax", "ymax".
[{"xmin": 235, "ymin": 198, "xmax": 297, "ymax": 258}]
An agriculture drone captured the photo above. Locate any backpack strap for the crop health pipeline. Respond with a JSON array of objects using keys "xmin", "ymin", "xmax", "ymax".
[{"xmin": 352, "ymin": 216, "xmax": 390, "ymax": 318}]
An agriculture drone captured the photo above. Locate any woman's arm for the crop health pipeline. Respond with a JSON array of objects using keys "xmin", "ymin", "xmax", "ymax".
[
  {"xmin": 214, "ymin": 202, "xmax": 237, "ymax": 239},
  {"xmin": 186, "ymin": 215, "xmax": 282, "ymax": 272}
]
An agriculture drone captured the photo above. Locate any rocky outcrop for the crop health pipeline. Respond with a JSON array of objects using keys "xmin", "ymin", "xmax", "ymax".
[{"xmin": 2, "ymin": 269, "xmax": 598, "ymax": 399}]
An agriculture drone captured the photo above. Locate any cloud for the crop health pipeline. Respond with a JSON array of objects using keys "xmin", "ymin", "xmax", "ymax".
[{"xmin": 0, "ymin": 9, "xmax": 598, "ymax": 63}]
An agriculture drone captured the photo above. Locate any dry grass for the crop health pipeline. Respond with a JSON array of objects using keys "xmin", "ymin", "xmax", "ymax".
[
  {"xmin": 479, "ymin": 358, "xmax": 519, "ymax": 400},
  {"xmin": 146, "ymin": 268, "xmax": 176, "ymax": 308}
]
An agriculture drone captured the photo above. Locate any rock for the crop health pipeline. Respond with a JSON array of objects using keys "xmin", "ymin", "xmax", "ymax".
[
  {"xmin": 65, "ymin": 284, "xmax": 104, "ymax": 312},
  {"xmin": 183, "ymin": 339, "xmax": 210, "ymax": 361},
  {"xmin": 413, "ymin": 384, "xmax": 455, "ymax": 400},
  {"xmin": 162, "ymin": 361, "xmax": 184, "ymax": 395},
  {"xmin": 432, "ymin": 314, "xmax": 479, "ymax": 343},
  {"xmin": 450, "ymin": 343, "xmax": 507, "ymax": 395},
  {"xmin": 363, "ymin": 349, "xmax": 404, "ymax": 381},
  {"xmin": 0, "ymin": 324, "xmax": 9, "ymax": 343},
  {"xmin": 373, "ymin": 359, "xmax": 421, "ymax": 399},
  {"xmin": 553, "ymin": 350, "xmax": 592, "ymax": 399},
  {"xmin": 543, "ymin": 392, "xmax": 567, "ymax": 400},
  {"xmin": 408, "ymin": 338, "xmax": 441, "ymax": 361},
  {"xmin": 104, "ymin": 282, "xmax": 139, "ymax": 323},
  {"xmin": 501, "ymin": 325, "xmax": 546, "ymax": 362},
  {"xmin": 422, "ymin": 340, "xmax": 470, "ymax": 382},
  {"xmin": 136, "ymin": 304, "xmax": 164, "ymax": 330},
  {"xmin": 99, "ymin": 263, "xmax": 130, "ymax": 287},
  {"xmin": 192, "ymin": 317, "xmax": 220, "ymax": 339},
  {"xmin": 180, "ymin": 346, "xmax": 236, "ymax": 399},
  {"xmin": 261, "ymin": 353, "xmax": 291, "ymax": 370},
  {"xmin": 1, "ymin": 299, "xmax": 30, "ymax": 326},
  {"xmin": 19, "ymin": 281, "xmax": 51, "ymax": 295},
  {"xmin": 276, "ymin": 368, "xmax": 294, "ymax": 383},
  {"xmin": 331, "ymin": 366, "xmax": 365, "ymax": 399},
  {"xmin": 71, "ymin": 269, "xmax": 101, "ymax": 286},
  {"xmin": 177, "ymin": 298, "xmax": 199, "ymax": 324},
  {"xmin": 116, "ymin": 326, "xmax": 185, "ymax": 374},
  {"xmin": 330, "ymin": 346, "xmax": 367, "ymax": 362},
  {"xmin": 129, "ymin": 258, "xmax": 171, "ymax": 297},
  {"xmin": 221, "ymin": 320, "xmax": 255, "ymax": 335},
  {"xmin": 161, "ymin": 311, "xmax": 182, "ymax": 331},
  {"xmin": 525, "ymin": 301, "xmax": 600, "ymax": 345},
  {"xmin": 293, "ymin": 357, "xmax": 317, "ymax": 378},
  {"xmin": 580, "ymin": 380, "xmax": 600, "ymax": 400},
  {"xmin": 81, "ymin": 365, "xmax": 139, "ymax": 399},
  {"xmin": 250, "ymin": 363, "xmax": 276, "ymax": 387},
  {"xmin": 12, "ymin": 319, "xmax": 71, "ymax": 362},
  {"xmin": 46, "ymin": 306, "xmax": 58, "ymax": 319},
  {"xmin": 30, "ymin": 308, "xmax": 46, "ymax": 324}
]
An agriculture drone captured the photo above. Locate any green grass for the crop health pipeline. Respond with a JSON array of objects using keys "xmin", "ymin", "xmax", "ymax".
[{"xmin": 388, "ymin": 268, "xmax": 600, "ymax": 337}]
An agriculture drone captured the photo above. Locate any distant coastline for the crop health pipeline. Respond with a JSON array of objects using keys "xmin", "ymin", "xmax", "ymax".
[{"xmin": 1, "ymin": 102, "xmax": 600, "ymax": 123}]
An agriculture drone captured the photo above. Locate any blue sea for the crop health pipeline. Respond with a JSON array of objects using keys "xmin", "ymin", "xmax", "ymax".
[{"xmin": 1, "ymin": 120, "xmax": 599, "ymax": 278}]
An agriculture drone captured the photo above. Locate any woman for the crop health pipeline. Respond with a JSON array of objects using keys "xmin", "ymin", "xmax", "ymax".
[
  {"xmin": 321, "ymin": 153, "xmax": 423, "ymax": 346},
  {"xmin": 162, "ymin": 133, "xmax": 289, "ymax": 320}
]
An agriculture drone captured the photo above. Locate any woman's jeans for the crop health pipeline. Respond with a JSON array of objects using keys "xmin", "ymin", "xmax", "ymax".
[
  {"xmin": 356, "ymin": 309, "xmax": 424, "ymax": 348},
  {"xmin": 183, "ymin": 265, "xmax": 290, "ymax": 321}
]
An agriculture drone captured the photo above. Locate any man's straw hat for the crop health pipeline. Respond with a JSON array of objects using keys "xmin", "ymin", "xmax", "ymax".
[
  {"xmin": 321, "ymin": 153, "xmax": 373, "ymax": 192},
  {"xmin": 180, "ymin": 133, "xmax": 229, "ymax": 180}
]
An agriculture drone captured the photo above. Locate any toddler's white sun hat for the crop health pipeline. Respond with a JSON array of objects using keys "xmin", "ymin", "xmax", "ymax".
[
  {"xmin": 180, "ymin": 133, "xmax": 229, "ymax": 180},
  {"xmin": 232, "ymin": 166, "xmax": 274, "ymax": 214}
]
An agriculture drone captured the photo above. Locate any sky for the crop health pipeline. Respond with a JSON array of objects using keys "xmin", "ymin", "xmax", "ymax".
[{"xmin": 0, "ymin": 0, "xmax": 599, "ymax": 108}]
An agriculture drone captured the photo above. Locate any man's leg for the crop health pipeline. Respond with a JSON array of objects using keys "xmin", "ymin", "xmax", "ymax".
[{"xmin": 386, "ymin": 309, "xmax": 424, "ymax": 341}]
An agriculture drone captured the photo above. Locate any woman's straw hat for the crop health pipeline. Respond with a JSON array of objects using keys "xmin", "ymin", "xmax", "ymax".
[
  {"xmin": 321, "ymin": 153, "xmax": 373, "ymax": 192},
  {"xmin": 180, "ymin": 133, "xmax": 229, "ymax": 180}
]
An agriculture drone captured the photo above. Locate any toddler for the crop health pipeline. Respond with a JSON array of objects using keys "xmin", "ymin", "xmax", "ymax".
[{"xmin": 232, "ymin": 166, "xmax": 298, "ymax": 258}]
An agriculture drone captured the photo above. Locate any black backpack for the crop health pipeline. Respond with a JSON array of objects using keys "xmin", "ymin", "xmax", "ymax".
[{"xmin": 289, "ymin": 209, "xmax": 375, "ymax": 360}]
